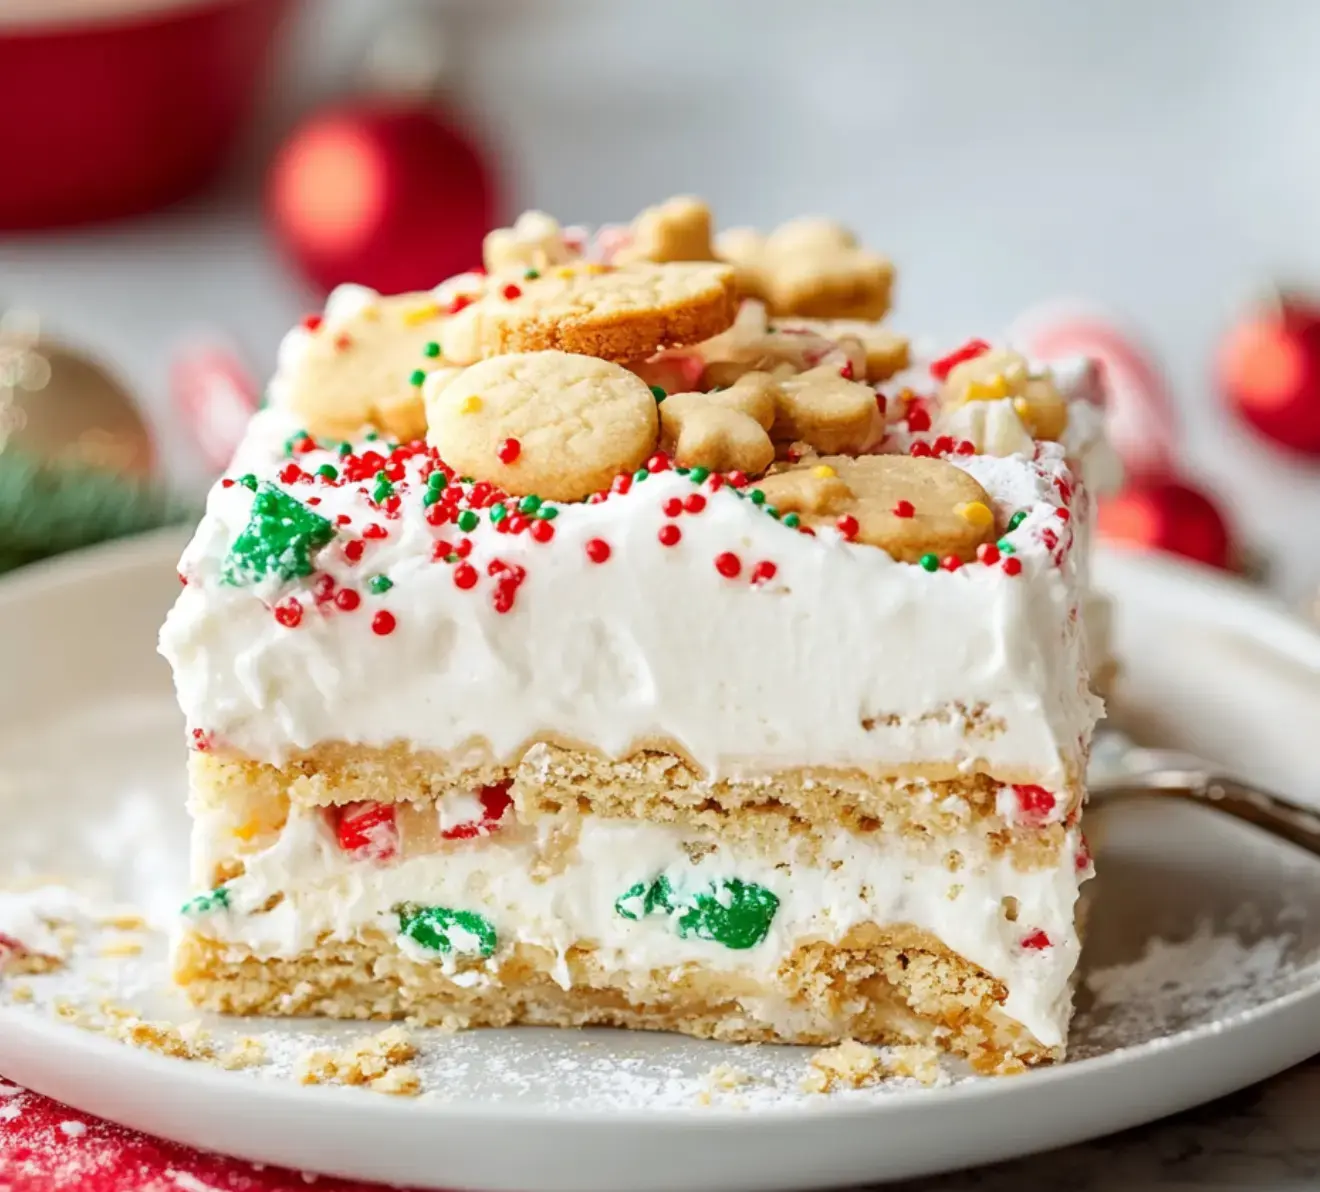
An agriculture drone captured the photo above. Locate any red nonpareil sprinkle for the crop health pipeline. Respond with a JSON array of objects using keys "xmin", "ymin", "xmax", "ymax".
[
  {"xmin": 714, "ymin": 551, "xmax": 741, "ymax": 578},
  {"xmin": 313, "ymin": 574, "xmax": 336, "ymax": 603},
  {"xmin": 334, "ymin": 333, "xmax": 353, "ymax": 351},
  {"xmin": 1041, "ymin": 528, "xmax": 1059, "ymax": 550},
  {"xmin": 932, "ymin": 435, "xmax": 955, "ymax": 455},
  {"xmin": 492, "ymin": 582, "xmax": 517, "ymax": 614},
  {"xmin": 431, "ymin": 540, "xmax": 452, "ymax": 561},
  {"xmin": 1076, "ymin": 836, "xmax": 1092, "ymax": 872},
  {"xmin": 646, "ymin": 452, "xmax": 671, "ymax": 473},
  {"xmin": 334, "ymin": 588, "xmax": 361, "ymax": 611},
  {"xmin": 530, "ymin": 519, "xmax": 555, "ymax": 543},
  {"xmin": 611, "ymin": 473, "xmax": 633, "ymax": 495},
  {"xmin": 294, "ymin": 435, "xmax": 318, "ymax": 454},
  {"xmin": 1055, "ymin": 476, "xmax": 1073, "ymax": 504},
  {"xmin": 955, "ymin": 439, "xmax": 976, "ymax": 455},
  {"xmin": 893, "ymin": 500, "xmax": 915, "ymax": 518},
  {"xmin": 426, "ymin": 503, "xmax": 451, "ymax": 527},
  {"xmin": 469, "ymin": 481, "xmax": 493, "ymax": 506},
  {"xmin": 178, "ymin": 571, "xmax": 187, "ymax": 586},
  {"xmin": 453, "ymin": 562, "xmax": 478, "ymax": 589},
  {"xmin": 362, "ymin": 523, "xmax": 387, "ymax": 540},
  {"xmin": 839, "ymin": 360, "xmax": 854, "ymax": 380},
  {"xmin": 941, "ymin": 555, "xmax": 963, "ymax": 572},
  {"xmin": 455, "ymin": 538, "xmax": 473, "ymax": 558},
  {"xmin": 501, "ymin": 283, "xmax": 522, "ymax": 300},
  {"xmin": 385, "ymin": 461, "xmax": 406, "ymax": 482},
  {"xmin": 279, "ymin": 463, "xmax": 303, "ymax": 485},
  {"xmin": 684, "ymin": 493, "xmax": 707, "ymax": 514},
  {"xmin": 750, "ymin": 560, "xmax": 777, "ymax": 584},
  {"xmin": 658, "ymin": 524, "xmax": 682, "ymax": 546},
  {"xmin": 1012, "ymin": 784, "xmax": 1057, "ymax": 822},
  {"xmin": 874, "ymin": 393, "xmax": 887, "ymax": 416},
  {"xmin": 221, "ymin": 478, "xmax": 235, "ymax": 488},
  {"xmin": 335, "ymin": 801, "xmax": 398, "ymax": 861},
  {"xmin": 190, "ymin": 727, "xmax": 212, "ymax": 752},
  {"xmin": 306, "ymin": 496, "xmax": 322, "ymax": 506},
  {"xmin": 508, "ymin": 514, "xmax": 530, "ymax": 535},
  {"xmin": 344, "ymin": 540, "xmax": 365, "ymax": 563},
  {"xmin": 1021, "ymin": 929, "xmax": 1052, "ymax": 951},
  {"xmin": 836, "ymin": 514, "xmax": 860, "ymax": 539},
  {"xmin": 588, "ymin": 491, "xmax": 607, "ymax": 504},
  {"xmin": 497, "ymin": 437, "xmax": 521, "ymax": 464},
  {"xmin": 977, "ymin": 542, "xmax": 1001, "ymax": 564},
  {"xmin": 274, "ymin": 598, "xmax": 303, "ymax": 628},
  {"xmin": 930, "ymin": 338, "xmax": 991, "ymax": 381},
  {"xmin": 371, "ymin": 609, "xmax": 396, "ymax": 635},
  {"xmin": 336, "ymin": 514, "xmax": 352, "ymax": 526},
  {"xmin": 442, "ymin": 780, "xmax": 514, "ymax": 840},
  {"xmin": 1002, "ymin": 556, "xmax": 1023, "ymax": 576},
  {"xmin": 302, "ymin": 314, "xmax": 323, "ymax": 332},
  {"xmin": 707, "ymin": 473, "xmax": 725, "ymax": 491},
  {"xmin": 1056, "ymin": 507, "xmax": 1071, "ymax": 522},
  {"xmin": 381, "ymin": 495, "xmax": 401, "ymax": 516},
  {"xmin": 906, "ymin": 406, "xmax": 931, "ymax": 433},
  {"xmin": 726, "ymin": 470, "xmax": 748, "ymax": 488},
  {"xmin": 909, "ymin": 441, "xmax": 933, "ymax": 458},
  {"xmin": 585, "ymin": 538, "xmax": 611, "ymax": 563},
  {"xmin": 663, "ymin": 497, "xmax": 684, "ymax": 518},
  {"xmin": 446, "ymin": 293, "xmax": 476, "ymax": 315}
]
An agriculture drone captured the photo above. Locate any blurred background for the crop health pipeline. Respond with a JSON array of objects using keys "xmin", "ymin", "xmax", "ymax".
[{"xmin": 3, "ymin": 0, "xmax": 1320, "ymax": 599}]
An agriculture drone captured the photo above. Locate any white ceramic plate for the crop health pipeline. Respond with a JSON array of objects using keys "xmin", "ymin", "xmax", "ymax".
[{"xmin": 2, "ymin": 531, "xmax": 1320, "ymax": 1192}]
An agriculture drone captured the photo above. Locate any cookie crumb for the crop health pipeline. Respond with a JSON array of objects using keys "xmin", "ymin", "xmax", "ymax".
[
  {"xmin": 297, "ymin": 1026, "xmax": 419, "ymax": 1093},
  {"xmin": 217, "ymin": 1036, "xmax": 267, "ymax": 1071},
  {"xmin": 881, "ymin": 1043, "xmax": 943, "ymax": 1086},
  {"xmin": 705, "ymin": 1062, "xmax": 753, "ymax": 1091},
  {"xmin": 98, "ymin": 936, "xmax": 144, "ymax": 958},
  {"xmin": 7, "ymin": 983, "xmax": 33, "ymax": 1003},
  {"xmin": 98, "ymin": 913, "xmax": 148, "ymax": 932},
  {"xmin": 803, "ymin": 1038, "xmax": 881, "ymax": 1093}
]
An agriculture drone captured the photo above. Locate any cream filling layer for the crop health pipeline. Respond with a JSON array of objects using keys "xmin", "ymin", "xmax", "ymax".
[{"xmin": 185, "ymin": 807, "xmax": 1089, "ymax": 1048}]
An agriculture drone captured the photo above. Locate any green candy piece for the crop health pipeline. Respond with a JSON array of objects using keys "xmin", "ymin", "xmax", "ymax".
[
  {"xmin": 997, "ymin": 539, "xmax": 1016, "ymax": 555},
  {"xmin": 409, "ymin": 369, "xmax": 427, "ymax": 387},
  {"xmin": 649, "ymin": 385, "xmax": 667, "ymax": 403},
  {"xmin": 782, "ymin": 512, "xmax": 801, "ymax": 529},
  {"xmin": 615, "ymin": 875, "xmax": 778, "ymax": 950},
  {"xmin": 338, "ymin": 442, "xmax": 353, "ymax": 458},
  {"xmin": 237, "ymin": 473, "xmax": 259, "ymax": 492},
  {"xmin": 423, "ymin": 341, "xmax": 441, "ymax": 358},
  {"xmin": 688, "ymin": 467, "xmax": 710, "ymax": 484},
  {"xmin": 536, "ymin": 505, "xmax": 558, "ymax": 521},
  {"xmin": 489, "ymin": 504, "xmax": 507, "ymax": 523},
  {"xmin": 428, "ymin": 471, "xmax": 448, "ymax": 490},
  {"xmin": 422, "ymin": 490, "xmax": 440, "ymax": 507},
  {"xmin": 633, "ymin": 468, "xmax": 649, "ymax": 482},
  {"xmin": 316, "ymin": 464, "xmax": 338, "ymax": 481},
  {"xmin": 368, "ymin": 574, "xmax": 393, "ymax": 594},
  {"xmin": 397, "ymin": 905, "xmax": 496, "ymax": 958},
  {"xmin": 748, "ymin": 488, "xmax": 766, "ymax": 506},
  {"xmin": 181, "ymin": 885, "xmax": 230, "ymax": 917},
  {"xmin": 1007, "ymin": 510, "xmax": 1027, "ymax": 532},
  {"xmin": 223, "ymin": 484, "xmax": 336, "ymax": 586},
  {"xmin": 373, "ymin": 480, "xmax": 394, "ymax": 504},
  {"xmin": 457, "ymin": 510, "xmax": 479, "ymax": 532},
  {"xmin": 919, "ymin": 552, "xmax": 940, "ymax": 572},
  {"xmin": 524, "ymin": 268, "xmax": 540, "ymax": 280},
  {"xmin": 518, "ymin": 494, "xmax": 542, "ymax": 515}
]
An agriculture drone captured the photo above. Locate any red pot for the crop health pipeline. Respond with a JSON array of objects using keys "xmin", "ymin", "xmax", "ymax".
[{"xmin": 0, "ymin": 0, "xmax": 293, "ymax": 229}]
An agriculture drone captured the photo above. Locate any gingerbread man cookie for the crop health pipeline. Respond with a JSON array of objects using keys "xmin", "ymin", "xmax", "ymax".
[
  {"xmin": 941, "ymin": 347, "xmax": 1069, "ymax": 441},
  {"xmin": 658, "ymin": 372, "xmax": 778, "ymax": 475},
  {"xmin": 439, "ymin": 262, "xmax": 738, "ymax": 366},
  {"xmin": 716, "ymin": 218, "xmax": 893, "ymax": 320},
  {"xmin": 773, "ymin": 317, "xmax": 910, "ymax": 382},
  {"xmin": 755, "ymin": 455, "xmax": 996, "ymax": 563},
  {"xmin": 611, "ymin": 196, "xmax": 717, "ymax": 265},
  {"xmin": 281, "ymin": 290, "xmax": 453, "ymax": 442},
  {"xmin": 425, "ymin": 351, "xmax": 659, "ymax": 502},
  {"xmin": 483, "ymin": 211, "xmax": 580, "ymax": 275}
]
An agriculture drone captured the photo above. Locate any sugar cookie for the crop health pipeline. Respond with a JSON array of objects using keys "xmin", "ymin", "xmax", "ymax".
[
  {"xmin": 942, "ymin": 348, "xmax": 1069, "ymax": 441},
  {"xmin": 483, "ymin": 211, "xmax": 580, "ymax": 275},
  {"xmin": 773, "ymin": 317, "xmax": 910, "ymax": 381},
  {"xmin": 425, "ymin": 351, "xmax": 659, "ymax": 501},
  {"xmin": 611, "ymin": 196, "xmax": 717, "ymax": 265},
  {"xmin": 658, "ymin": 372, "xmax": 778, "ymax": 475}
]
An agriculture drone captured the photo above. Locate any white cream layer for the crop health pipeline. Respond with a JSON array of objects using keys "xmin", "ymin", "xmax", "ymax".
[
  {"xmin": 187, "ymin": 807, "xmax": 1089, "ymax": 1048},
  {"xmin": 160, "ymin": 406, "xmax": 1101, "ymax": 787}
]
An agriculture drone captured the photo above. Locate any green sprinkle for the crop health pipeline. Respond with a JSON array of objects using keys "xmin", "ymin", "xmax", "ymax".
[
  {"xmin": 365, "ymin": 431, "xmax": 380, "ymax": 442},
  {"xmin": 409, "ymin": 369, "xmax": 427, "ymax": 387},
  {"xmin": 613, "ymin": 876, "xmax": 778, "ymax": 950},
  {"xmin": 396, "ymin": 904, "xmax": 496, "ymax": 958},
  {"xmin": 445, "ymin": 552, "xmax": 460, "ymax": 564},
  {"xmin": 283, "ymin": 430, "xmax": 310, "ymax": 456},
  {"xmin": 315, "ymin": 464, "xmax": 338, "ymax": 481},
  {"xmin": 1007, "ymin": 510, "xmax": 1028, "ymax": 531},
  {"xmin": 373, "ymin": 481, "xmax": 394, "ymax": 504},
  {"xmin": 765, "ymin": 507, "xmax": 781, "ymax": 520},
  {"xmin": 223, "ymin": 484, "xmax": 336, "ymax": 586},
  {"xmin": 427, "ymin": 472, "xmax": 448, "ymax": 491},
  {"xmin": 422, "ymin": 490, "xmax": 440, "ymax": 507},
  {"xmin": 633, "ymin": 468, "xmax": 649, "ymax": 482},
  {"xmin": 457, "ymin": 510, "xmax": 479, "ymax": 532},
  {"xmin": 649, "ymin": 385, "xmax": 667, "ymax": 403},
  {"xmin": 688, "ymin": 467, "xmax": 710, "ymax": 484},
  {"xmin": 537, "ymin": 505, "xmax": 558, "ymax": 520},
  {"xmin": 338, "ymin": 442, "xmax": 353, "ymax": 458},
  {"xmin": 782, "ymin": 512, "xmax": 801, "ymax": 528},
  {"xmin": 614, "ymin": 881, "xmax": 650, "ymax": 922},
  {"xmin": 997, "ymin": 539, "xmax": 1016, "ymax": 555},
  {"xmin": 238, "ymin": 473, "xmax": 258, "ymax": 492},
  {"xmin": 490, "ymin": 504, "xmax": 507, "ymax": 524},
  {"xmin": 518, "ymin": 494, "xmax": 542, "ymax": 514},
  {"xmin": 524, "ymin": 268, "xmax": 540, "ymax": 280},
  {"xmin": 181, "ymin": 885, "xmax": 230, "ymax": 917},
  {"xmin": 675, "ymin": 466, "xmax": 690, "ymax": 476},
  {"xmin": 748, "ymin": 489, "xmax": 766, "ymax": 506},
  {"xmin": 368, "ymin": 574, "xmax": 393, "ymax": 594},
  {"xmin": 423, "ymin": 341, "xmax": 441, "ymax": 358},
  {"xmin": 919, "ymin": 553, "xmax": 939, "ymax": 572}
]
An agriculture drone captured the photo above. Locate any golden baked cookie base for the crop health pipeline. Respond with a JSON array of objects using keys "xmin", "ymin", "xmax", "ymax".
[{"xmin": 173, "ymin": 923, "xmax": 1056, "ymax": 1071}]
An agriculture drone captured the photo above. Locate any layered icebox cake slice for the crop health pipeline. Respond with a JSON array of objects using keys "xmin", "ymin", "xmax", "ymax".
[{"xmin": 159, "ymin": 200, "xmax": 1110, "ymax": 1072}]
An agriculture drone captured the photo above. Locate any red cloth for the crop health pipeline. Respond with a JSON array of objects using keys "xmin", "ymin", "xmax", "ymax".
[{"xmin": 0, "ymin": 1082, "xmax": 396, "ymax": 1192}]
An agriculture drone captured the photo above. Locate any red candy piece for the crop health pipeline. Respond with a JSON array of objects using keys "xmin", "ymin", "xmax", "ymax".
[
  {"xmin": 336, "ymin": 801, "xmax": 398, "ymax": 862},
  {"xmin": 453, "ymin": 562, "xmax": 478, "ymax": 589},
  {"xmin": 441, "ymin": 780, "xmax": 514, "ymax": 840},
  {"xmin": 497, "ymin": 437, "xmax": 521, "ymax": 464},
  {"xmin": 836, "ymin": 514, "xmax": 859, "ymax": 539},
  {"xmin": 585, "ymin": 538, "xmax": 612, "ymax": 563},
  {"xmin": 530, "ymin": 519, "xmax": 555, "ymax": 543},
  {"xmin": 334, "ymin": 588, "xmax": 361, "ymax": 611},
  {"xmin": 501, "ymin": 283, "xmax": 522, "ymax": 301},
  {"xmin": 941, "ymin": 555, "xmax": 962, "ymax": 572},
  {"xmin": 1021, "ymin": 929, "xmax": 1052, "ymax": 951},
  {"xmin": 684, "ymin": 493, "xmax": 706, "ymax": 514},
  {"xmin": 750, "ymin": 560, "xmax": 777, "ymax": 584},
  {"xmin": 892, "ymin": 499, "xmax": 914, "ymax": 518},
  {"xmin": 371, "ymin": 610, "xmax": 397, "ymax": 635},
  {"xmin": 930, "ymin": 338, "xmax": 991, "ymax": 382},
  {"xmin": 273, "ymin": 598, "xmax": 303, "ymax": 628},
  {"xmin": 663, "ymin": 497, "xmax": 684, "ymax": 517},
  {"xmin": 714, "ymin": 551, "xmax": 741, "ymax": 578},
  {"xmin": 905, "ymin": 405, "xmax": 932, "ymax": 433},
  {"xmin": 1002, "ymin": 556, "xmax": 1023, "ymax": 576},
  {"xmin": 658, "ymin": 524, "xmax": 682, "ymax": 546},
  {"xmin": 1012, "ymin": 783, "xmax": 1057, "ymax": 823}
]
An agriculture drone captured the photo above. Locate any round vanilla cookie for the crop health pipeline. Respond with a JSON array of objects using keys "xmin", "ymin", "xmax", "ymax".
[
  {"xmin": 425, "ymin": 351, "xmax": 660, "ymax": 501},
  {"xmin": 755, "ymin": 455, "xmax": 997, "ymax": 563},
  {"xmin": 438, "ymin": 263, "xmax": 738, "ymax": 365}
]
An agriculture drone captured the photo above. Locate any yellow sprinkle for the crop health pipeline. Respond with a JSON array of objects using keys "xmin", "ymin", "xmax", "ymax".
[
  {"xmin": 460, "ymin": 395, "xmax": 483, "ymax": 414},
  {"xmin": 811, "ymin": 465, "xmax": 838, "ymax": 479},
  {"xmin": 360, "ymin": 304, "xmax": 381, "ymax": 322},
  {"xmin": 555, "ymin": 266, "xmax": 579, "ymax": 279},
  {"xmin": 401, "ymin": 303, "xmax": 440, "ymax": 326},
  {"xmin": 582, "ymin": 262, "xmax": 612, "ymax": 275},
  {"xmin": 957, "ymin": 501, "xmax": 994, "ymax": 529},
  {"xmin": 965, "ymin": 374, "xmax": 1009, "ymax": 402}
]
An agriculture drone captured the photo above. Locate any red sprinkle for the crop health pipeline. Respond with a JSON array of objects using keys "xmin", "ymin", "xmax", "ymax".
[
  {"xmin": 1002, "ymin": 556, "xmax": 1023, "ymax": 576},
  {"xmin": 1013, "ymin": 784, "xmax": 1057, "ymax": 822},
  {"xmin": 750, "ymin": 560, "xmax": 777, "ymax": 584},
  {"xmin": 1076, "ymin": 836, "xmax": 1092, "ymax": 872},
  {"xmin": 906, "ymin": 406, "xmax": 932, "ymax": 433},
  {"xmin": 585, "ymin": 538, "xmax": 612, "ymax": 563},
  {"xmin": 344, "ymin": 540, "xmax": 365, "ymax": 563},
  {"xmin": 302, "ymin": 314, "xmax": 323, "ymax": 332},
  {"xmin": 497, "ymin": 437, "xmax": 521, "ymax": 465},
  {"xmin": 530, "ymin": 519, "xmax": 555, "ymax": 543},
  {"xmin": 455, "ymin": 538, "xmax": 473, "ymax": 558},
  {"xmin": 646, "ymin": 453, "xmax": 672, "ymax": 473},
  {"xmin": 334, "ymin": 588, "xmax": 361, "ymax": 611},
  {"xmin": 334, "ymin": 333, "xmax": 353, "ymax": 351},
  {"xmin": 446, "ymin": 293, "xmax": 476, "ymax": 315},
  {"xmin": 836, "ymin": 514, "xmax": 860, "ymax": 540},
  {"xmin": 221, "ymin": 478, "xmax": 235, "ymax": 488},
  {"xmin": 190, "ymin": 728, "xmax": 212, "ymax": 752},
  {"xmin": 273, "ymin": 598, "xmax": 303, "ymax": 628},
  {"xmin": 715, "ymin": 551, "xmax": 741, "ymax": 579},
  {"xmin": 663, "ymin": 497, "xmax": 684, "ymax": 518},
  {"xmin": 611, "ymin": 473, "xmax": 633, "ymax": 496},
  {"xmin": 1021, "ymin": 929, "xmax": 1052, "ymax": 951},
  {"xmin": 909, "ymin": 441, "xmax": 933, "ymax": 458},
  {"xmin": 279, "ymin": 463, "xmax": 303, "ymax": 485},
  {"xmin": 313, "ymin": 574, "xmax": 336, "ymax": 604},
  {"xmin": 1041, "ymin": 528, "xmax": 1059, "ymax": 550},
  {"xmin": 425, "ymin": 504, "xmax": 451, "ymax": 527},
  {"xmin": 955, "ymin": 439, "xmax": 976, "ymax": 455},
  {"xmin": 706, "ymin": 473, "xmax": 725, "ymax": 492},
  {"xmin": 294, "ymin": 435, "xmax": 318, "ymax": 454},
  {"xmin": 684, "ymin": 493, "xmax": 707, "ymax": 514},
  {"xmin": 501, "ymin": 283, "xmax": 522, "ymax": 301},
  {"xmin": 893, "ymin": 500, "xmax": 915, "ymax": 518},
  {"xmin": 976, "ymin": 542, "xmax": 1001, "ymax": 565},
  {"xmin": 1056, "ymin": 507, "xmax": 1071, "ymax": 521},
  {"xmin": 362, "ymin": 523, "xmax": 387, "ymax": 540},
  {"xmin": 941, "ymin": 555, "xmax": 963, "ymax": 572},
  {"xmin": 839, "ymin": 360, "xmax": 854, "ymax": 380},
  {"xmin": 932, "ymin": 435, "xmax": 955, "ymax": 455},
  {"xmin": 453, "ymin": 562, "xmax": 478, "ymax": 590},
  {"xmin": 726, "ymin": 470, "xmax": 748, "ymax": 488},
  {"xmin": 178, "ymin": 571, "xmax": 187, "ymax": 586},
  {"xmin": 507, "ymin": 514, "xmax": 529, "ymax": 535},
  {"xmin": 658, "ymin": 524, "xmax": 682, "ymax": 547},
  {"xmin": 335, "ymin": 801, "xmax": 397, "ymax": 861},
  {"xmin": 371, "ymin": 610, "xmax": 396, "ymax": 636},
  {"xmin": 930, "ymin": 338, "xmax": 991, "ymax": 382},
  {"xmin": 442, "ymin": 780, "xmax": 513, "ymax": 840}
]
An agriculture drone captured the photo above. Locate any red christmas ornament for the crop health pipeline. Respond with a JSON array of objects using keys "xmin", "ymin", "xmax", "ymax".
[
  {"xmin": 1218, "ymin": 295, "xmax": 1320, "ymax": 457},
  {"xmin": 1097, "ymin": 478, "xmax": 1233, "ymax": 571},
  {"xmin": 266, "ymin": 100, "xmax": 498, "ymax": 295}
]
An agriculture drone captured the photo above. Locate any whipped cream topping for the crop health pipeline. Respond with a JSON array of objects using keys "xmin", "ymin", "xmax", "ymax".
[
  {"xmin": 160, "ymin": 405, "xmax": 1101, "ymax": 786},
  {"xmin": 187, "ymin": 806, "xmax": 1089, "ymax": 1048}
]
